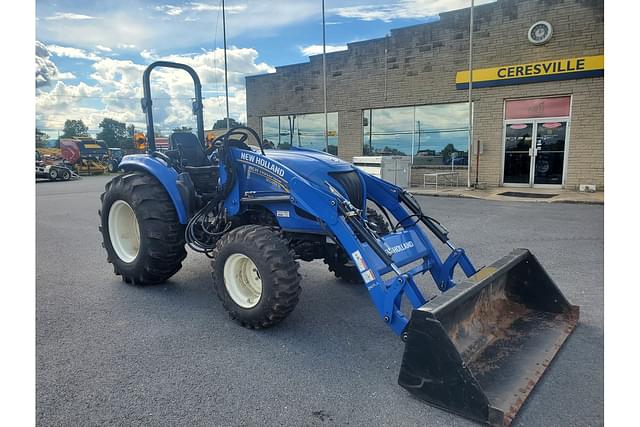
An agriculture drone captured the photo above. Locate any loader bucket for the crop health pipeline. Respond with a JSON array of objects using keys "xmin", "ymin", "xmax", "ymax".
[{"xmin": 398, "ymin": 249, "xmax": 579, "ymax": 426}]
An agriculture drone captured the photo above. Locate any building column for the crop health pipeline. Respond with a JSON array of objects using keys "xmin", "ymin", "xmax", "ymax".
[
  {"xmin": 337, "ymin": 109, "xmax": 363, "ymax": 161},
  {"xmin": 247, "ymin": 115, "xmax": 262, "ymax": 139}
]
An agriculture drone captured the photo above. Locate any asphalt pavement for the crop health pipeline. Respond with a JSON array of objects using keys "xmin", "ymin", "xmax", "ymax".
[{"xmin": 36, "ymin": 175, "xmax": 603, "ymax": 426}]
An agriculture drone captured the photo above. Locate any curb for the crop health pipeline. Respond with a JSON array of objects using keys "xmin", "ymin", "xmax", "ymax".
[{"xmin": 408, "ymin": 190, "xmax": 604, "ymax": 205}]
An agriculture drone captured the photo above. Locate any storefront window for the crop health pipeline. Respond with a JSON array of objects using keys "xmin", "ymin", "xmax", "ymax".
[
  {"xmin": 363, "ymin": 102, "xmax": 470, "ymax": 167},
  {"xmin": 261, "ymin": 112, "xmax": 339, "ymax": 154}
]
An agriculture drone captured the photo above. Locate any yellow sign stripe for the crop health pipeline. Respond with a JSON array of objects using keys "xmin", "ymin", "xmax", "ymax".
[{"xmin": 456, "ymin": 55, "xmax": 604, "ymax": 84}]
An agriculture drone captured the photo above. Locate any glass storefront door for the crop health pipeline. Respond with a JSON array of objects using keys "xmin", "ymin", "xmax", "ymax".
[
  {"xmin": 502, "ymin": 96, "xmax": 571, "ymax": 188},
  {"xmin": 502, "ymin": 119, "xmax": 569, "ymax": 187},
  {"xmin": 503, "ymin": 123, "xmax": 533, "ymax": 184},
  {"xmin": 534, "ymin": 121, "xmax": 567, "ymax": 185}
]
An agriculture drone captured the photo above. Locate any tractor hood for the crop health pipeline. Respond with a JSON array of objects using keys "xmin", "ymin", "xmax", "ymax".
[
  {"xmin": 264, "ymin": 148, "xmax": 355, "ymax": 180},
  {"xmin": 256, "ymin": 148, "xmax": 364, "ymax": 208}
]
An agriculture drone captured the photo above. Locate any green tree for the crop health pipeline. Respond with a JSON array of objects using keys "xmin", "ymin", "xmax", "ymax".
[
  {"xmin": 36, "ymin": 128, "xmax": 49, "ymax": 148},
  {"xmin": 61, "ymin": 119, "xmax": 89, "ymax": 138},
  {"xmin": 212, "ymin": 118, "xmax": 242, "ymax": 129},
  {"xmin": 97, "ymin": 118, "xmax": 128, "ymax": 148},
  {"xmin": 440, "ymin": 143, "xmax": 457, "ymax": 163},
  {"xmin": 172, "ymin": 126, "xmax": 193, "ymax": 133}
]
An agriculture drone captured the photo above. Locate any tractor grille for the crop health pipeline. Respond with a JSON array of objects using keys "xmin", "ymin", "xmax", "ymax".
[{"xmin": 329, "ymin": 171, "xmax": 364, "ymax": 210}]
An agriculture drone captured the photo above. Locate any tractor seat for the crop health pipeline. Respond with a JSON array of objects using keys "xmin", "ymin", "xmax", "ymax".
[{"xmin": 169, "ymin": 132, "xmax": 209, "ymax": 167}]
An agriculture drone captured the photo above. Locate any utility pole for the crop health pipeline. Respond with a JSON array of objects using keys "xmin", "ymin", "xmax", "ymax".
[
  {"xmin": 467, "ymin": 0, "xmax": 475, "ymax": 188},
  {"xmin": 322, "ymin": 0, "xmax": 329, "ymax": 152},
  {"xmin": 222, "ymin": 0, "xmax": 230, "ymax": 132}
]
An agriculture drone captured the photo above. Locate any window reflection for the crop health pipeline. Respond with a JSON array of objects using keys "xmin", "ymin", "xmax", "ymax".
[
  {"xmin": 262, "ymin": 112, "xmax": 339, "ymax": 154},
  {"xmin": 363, "ymin": 103, "xmax": 470, "ymax": 167}
]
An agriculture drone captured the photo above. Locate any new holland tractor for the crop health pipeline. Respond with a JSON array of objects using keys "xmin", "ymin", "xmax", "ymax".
[{"xmin": 99, "ymin": 62, "xmax": 579, "ymax": 426}]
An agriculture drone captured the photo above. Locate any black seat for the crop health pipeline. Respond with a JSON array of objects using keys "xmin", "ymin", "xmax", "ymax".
[{"xmin": 169, "ymin": 132, "xmax": 209, "ymax": 167}]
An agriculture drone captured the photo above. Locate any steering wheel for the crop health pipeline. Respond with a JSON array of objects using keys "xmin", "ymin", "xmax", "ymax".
[
  {"xmin": 212, "ymin": 132, "xmax": 248, "ymax": 147},
  {"xmin": 151, "ymin": 151, "xmax": 173, "ymax": 166}
]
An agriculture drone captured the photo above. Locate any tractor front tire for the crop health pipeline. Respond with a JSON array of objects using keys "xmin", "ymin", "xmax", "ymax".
[
  {"xmin": 99, "ymin": 172, "xmax": 187, "ymax": 285},
  {"xmin": 211, "ymin": 225, "xmax": 301, "ymax": 329},
  {"xmin": 324, "ymin": 208, "xmax": 390, "ymax": 284}
]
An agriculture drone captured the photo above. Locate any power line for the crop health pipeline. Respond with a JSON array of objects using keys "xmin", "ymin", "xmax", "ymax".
[{"xmin": 37, "ymin": 94, "xmax": 200, "ymax": 100}]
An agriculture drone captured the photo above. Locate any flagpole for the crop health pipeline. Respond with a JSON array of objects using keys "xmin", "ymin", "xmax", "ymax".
[
  {"xmin": 222, "ymin": 0, "xmax": 230, "ymax": 132},
  {"xmin": 322, "ymin": 0, "xmax": 328, "ymax": 152}
]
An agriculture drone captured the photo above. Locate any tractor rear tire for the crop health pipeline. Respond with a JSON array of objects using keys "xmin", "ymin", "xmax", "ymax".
[
  {"xmin": 324, "ymin": 208, "xmax": 390, "ymax": 284},
  {"xmin": 99, "ymin": 172, "xmax": 187, "ymax": 285},
  {"xmin": 211, "ymin": 225, "xmax": 301, "ymax": 329}
]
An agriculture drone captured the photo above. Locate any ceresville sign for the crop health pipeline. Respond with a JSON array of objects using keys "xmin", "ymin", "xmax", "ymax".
[{"xmin": 455, "ymin": 55, "xmax": 604, "ymax": 89}]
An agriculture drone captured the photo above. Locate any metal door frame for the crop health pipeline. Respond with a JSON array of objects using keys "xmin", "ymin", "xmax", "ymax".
[
  {"xmin": 500, "ymin": 96, "xmax": 572, "ymax": 188},
  {"xmin": 500, "ymin": 119, "xmax": 536, "ymax": 188}
]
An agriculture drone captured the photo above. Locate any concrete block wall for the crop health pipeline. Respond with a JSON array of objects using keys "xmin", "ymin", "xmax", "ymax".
[{"xmin": 246, "ymin": 0, "xmax": 604, "ymax": 189}]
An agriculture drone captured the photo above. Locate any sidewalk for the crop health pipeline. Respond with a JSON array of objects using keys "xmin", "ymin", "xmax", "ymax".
[{"xmin": 408, "ymin": 185, "xmax": 604, "ymax": 205}]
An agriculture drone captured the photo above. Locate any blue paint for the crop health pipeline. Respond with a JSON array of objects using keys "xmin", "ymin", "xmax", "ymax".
[{"xmin": 119, "ymin": 154, "xmax": 189, "ymax": 224}]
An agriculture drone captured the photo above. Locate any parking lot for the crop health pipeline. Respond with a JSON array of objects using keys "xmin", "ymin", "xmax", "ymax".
[{"xmin": 36, "ymin": 175, "xmax": 603, "ymax": 426}]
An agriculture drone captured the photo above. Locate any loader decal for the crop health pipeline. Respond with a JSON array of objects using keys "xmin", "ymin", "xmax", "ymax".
[
  {"xmin": 239, "ymin": 151, "xmax": 285, "ymax": 177},
  {"xmin": 245, "ymin": 164, "xmax": 289, "ymax": 191},
  {"xmin": 384, "ymin": 241, "xmax": 415, "ymax": 255},
  {"xmin": 351, "ymin": 250, "xmax": 368, "ymax": 272}
]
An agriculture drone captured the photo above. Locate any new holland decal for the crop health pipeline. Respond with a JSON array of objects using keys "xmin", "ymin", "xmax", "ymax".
[
  {"xmin": 238, "ymin": 151, "xmax": 289, "ymax": 191},
  {"xmin": 385, "ymin": 241, "xmax": 415, "ymax": 256}
]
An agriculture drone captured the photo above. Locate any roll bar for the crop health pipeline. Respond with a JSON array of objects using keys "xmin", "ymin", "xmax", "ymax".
[{"xmin": 141, "ymin": 61, "xmax": 205, "ymax": 153}]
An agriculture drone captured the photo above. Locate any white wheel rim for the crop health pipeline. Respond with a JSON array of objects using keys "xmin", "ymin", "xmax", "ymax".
[
  {"xmin": 108, "ymin": 200, "xmax": 140, "ymax": 263},
  {"xmin": 50, "ymin": 169, "xmax": 57, "ymax": 178},
  {"xmin": 223, "ymin": 253, "xmax": 263, "ymax": 308}
]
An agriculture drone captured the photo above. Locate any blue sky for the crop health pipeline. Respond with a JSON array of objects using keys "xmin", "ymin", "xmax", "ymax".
[{"xmin": 36, "ymin": 0, "xmax": 493, "ymax": 134}]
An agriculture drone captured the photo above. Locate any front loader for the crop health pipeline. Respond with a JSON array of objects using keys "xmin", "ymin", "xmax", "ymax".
[{"xmin": 98, "ymin": 61, "xmax": 579, "ymax": 426}]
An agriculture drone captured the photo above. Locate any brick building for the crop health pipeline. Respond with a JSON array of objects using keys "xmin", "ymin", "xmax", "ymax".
[{"xmin": 245, "ymin": 0, "xmax": 604, "ymax": 190}]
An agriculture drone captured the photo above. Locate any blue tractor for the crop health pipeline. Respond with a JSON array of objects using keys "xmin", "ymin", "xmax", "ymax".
[{"xmin": 99, "ymin": 62, "xmax": 579, "ymax": 426}]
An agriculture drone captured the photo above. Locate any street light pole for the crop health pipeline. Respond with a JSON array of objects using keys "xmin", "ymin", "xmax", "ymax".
[
  {"xmin": 467, "ymin": 0, "xmax": 474, "ymax": 188},
  {"xmin": 322, "ymin": 0, "xmax": 329, "ymax": 152},
  {"xmin": 222, "ymin": 0, "xmax": 230, "ymax": 132}
]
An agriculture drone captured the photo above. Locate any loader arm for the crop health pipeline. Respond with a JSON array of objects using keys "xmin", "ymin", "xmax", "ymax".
[{"xmin": 224, "ymin": 146, "xmax": 479, "ymax": 336}]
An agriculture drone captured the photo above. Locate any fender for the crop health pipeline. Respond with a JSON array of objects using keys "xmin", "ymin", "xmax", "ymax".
[{"xmin": 119, "ymin": 154, "xmax": 189, "ymax": 223}]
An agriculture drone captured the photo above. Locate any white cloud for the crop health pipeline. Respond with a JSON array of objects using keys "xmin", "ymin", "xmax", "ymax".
[
  {"xmin": 96, "ymin": 45, "xmax": 112, "ymax": 52},
  {"xmin": 37, "ymin": 1, "xmax": 319, "ymax": 51},
  {"xmin": 36, "ymin": 41, "xmax": 59, "ymax": 88},
  {"xmin": 57, "ymin": 72, "xmax": 77, "ymax": 80},
  {"xmin": 117, "ymin": 43, "xmax": 136, "ymax": 49},
  {"xmin": 36, "ymin": 46, "xmax": 276, "ymax": 131},
  {"xmin": 140, "ymin": 49, "xmax": 157, "ymax": 61},
  {"xmin": 45, "ymin": 12, "xmax": 96, "ymax": 21},
  {"xmin": 300, "ymin": 44, "xmax": 348, "ymax": 57},
  {"xmin": 188, "ymin": 2, "xmax": 247, "ymax": 13},
  {"xmin": 47, "ymin": 44, "xmax": 101, "ymax": 61},
  {"xmin": 332, "ymin": 0, "xmax": 496, "ymax": 22},
  {"xmin": 154, "ymin": 5, "xmax": 184, "ymax": 16},
  {"xmin": 35, "ymin": 41, "xmax": 78, "ymax": 87}
]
